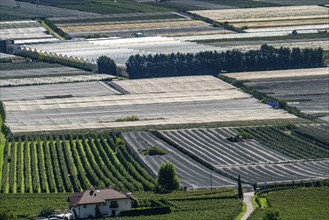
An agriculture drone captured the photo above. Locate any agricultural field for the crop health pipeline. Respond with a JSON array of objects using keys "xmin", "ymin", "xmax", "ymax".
[
  {"xmin": 0, "ymin": 76, "xmax": 296, "ymax": 134},
  {"xmin": 224, "ymin": 68, "xmax": 329, "ymax": 122},
  {"xmin": 0, "ymin": 189, "xmax": 240, "ymax": 220},
  {"xmin": 0, "ymin": 133, "xmax": 156, "ymax": 194},
  {"xmin": 156, "ymin": 125, "xmax": 329, "ymax": 184},
  {"xmin": 0, "ymin": 63, "xmax": 114, "ymax": 86},
  {"xmin": 0, "ymin": 53, "xmax": 26, "ymax": 63},
  {"xmin": 47, "ymin": 12, "xmax": 230, "ymax": 38},
  {"xmin": 0, "ymin": 20, "xmax": 57, "ymax": 42},
  {"xmin": 294, "ymin": 123, "xmax": 329, "ymax": 144},
  {"xmin": 14, "ymin": 36, "xmax": 329, "ymax": 67},
  {"xmin": 190, "ymin": 5, "xmax": 329, "ymax": 33},
  {"xmin": 0, "ymin": 0, "xmax": 98, "ymax": 20},
  {"xmin": 14, "ymin": 37, "xmax": 220, "ymax": 65},
  {"xmin": 255, "ymin": 0, "xmax": 329, "ymax": 5},
  {"xmin": 250, "ymin": 187, "xmax": 329, "ymax": 220},
  {"xmin": 123, "ymin": 131, "xmax": 235, "ymax": 189}
]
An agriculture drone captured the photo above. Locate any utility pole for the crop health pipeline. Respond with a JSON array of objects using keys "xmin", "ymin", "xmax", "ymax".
[{"xmin": 210, "ymin": 171, "xmax": 213, "ymax": 190}]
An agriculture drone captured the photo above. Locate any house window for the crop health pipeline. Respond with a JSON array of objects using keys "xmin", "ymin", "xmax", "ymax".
[
  {"xmin": 103, "ymin": 203, "xmax": 106, "ymax": 206},
  {"xmin": 110, "ymin": 201, "xmax": 119, "ymax": 208},
  {"xmin": 83, "ymin": 205, "xmax": 87, "ymax": 208}
]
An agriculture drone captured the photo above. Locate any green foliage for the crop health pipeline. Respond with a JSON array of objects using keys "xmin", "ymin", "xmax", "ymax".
[
  {"xmin": 249, "ymin": 188, "xmax": 329, "ymax": 220},
  {"xmin": 157, "ymin": 162, "xmax": 180, "ymax": 192},
  {"xmin": 127, "ymin": 45, "xmax": 324, "ymax": 79},
  {"xmin": 0, "ymin": 189, "xmax": 240, "ymax": 220},
  {"xmin": 0, "ymin": 210, "xmax": 15, "ymax": 220},
  {"xmin": 120, "ymin": 206, "xmax": 171, "ymax": 217},
  {"xmin": 263, "ymin": 208, "xmax": 281, "ymax": 220},
  {"xmin": 97, "ymin": 55, "xmax": 117, "ymax": 75},
  {"xmin": 324, "ymin": 50, "xmax": 329, "ymax": 66},
  {"xmin": 0, "ymin": 134, "xmax": 155, "ymax": 193},
  {"xmin": 238, "ymin": 175, "xmax": 243, "ymax": 200},
  {"xmin": 0, "ymin": 193, "xmax": 71, "ymax": 219},
  {"xmin": 141, "ymin": 146, "xmax": 167, "ymax": 156},
  {"xmin": 238, "ymin": 126, "xmax": 329, "ymax": 159},
  {"xmin": 43, "ymin": 19, "xmax": 71, "ymax": 40},
  {"xmin": 115, "ymin": 116, "xmax": 140, "ymax": 122},
  {"xmin": 39, "ymin": 206, "xmax": 55, "ymax": 217}
]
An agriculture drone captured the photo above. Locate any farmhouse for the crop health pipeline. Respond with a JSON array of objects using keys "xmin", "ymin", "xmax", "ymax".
[{"xmin": 68, "ymin": 188, "xmax": 133, "ymax": 218}]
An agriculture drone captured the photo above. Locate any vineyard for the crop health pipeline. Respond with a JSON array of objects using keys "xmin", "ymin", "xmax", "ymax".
[
  {"xmin": 155, "ymin": 126, "xmax": 329, "ymax": 184},
  {"xmin": 249, "ymin": 187, "xmax": 329, "ymax": 220},
  {"xmin": 0, "ymin": 133, "xmax": 156, "ymax": 193},
  {"xmin": 123, "ymin": 131, "xmax": 235, "ymax": 189},
  {"xmin": 0, "ymin": 189, "xmax": 240, "ymax": 220}
]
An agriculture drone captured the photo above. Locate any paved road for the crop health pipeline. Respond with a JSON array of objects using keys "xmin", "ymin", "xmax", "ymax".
[{"xmin": 241, "ymin": 192, "xmax": 255, "ymax": 220}]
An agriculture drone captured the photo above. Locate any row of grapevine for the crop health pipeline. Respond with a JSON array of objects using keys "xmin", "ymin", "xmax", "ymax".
[
  {"xmin": 240, "ymin": 127, "xmax": 329, "ymax": 159},
  {"xmin": 0, "ymin": 134, "xmax": 155, "ymax": 193}
]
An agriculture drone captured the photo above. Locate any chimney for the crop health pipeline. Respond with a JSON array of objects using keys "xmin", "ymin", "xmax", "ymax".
[{"xmin": 94, "ymin": 193, "xmax": 96, "ymax": 197}]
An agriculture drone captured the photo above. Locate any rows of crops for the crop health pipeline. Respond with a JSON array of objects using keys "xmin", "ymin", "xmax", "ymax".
[
  {"xmin": 159, "ymin": 128, "xmax": 291, "ymax": 166},
  {"xmin": 294, "ymin": 124, "xmax": 329, "ymax": 144},
  {"xmin": 238, "ymin": 126, "xmax": 329, "ymax": 159},
  {"xmin": 0, "ymin": 20, "xmax": 56, "ymax": 41},
  {"xmin": 190, "ymin": 5, "xmax": 329, "ymax": 32},
  {"xmin": 0, "ymin": 0, "xmax": 98, "ymax": 20},
  {"xmin": 1, "ymin": 76, "xmax": 296, "ymax": 134},
  {"xmin": 123, "ymin": 131, "xmax": 235, "ymax": 189},
  {"xmin": 0, "ymin": 134, "xmax": 156, "ymax": 193},
  {"xmin": 156, "ymin": 126, "xmax": 329, "ymax": 184},
  {"xmin": 217, "ymin": 160, "xmax": 329, "ymax": 184},
  {"xmin": 0, "ymin": 189, "xmax": 239, "ymax": 220},
  {"xmin": 227, "ymin": 68, "xmax": 329, "ymax": 122},
  {"xmin": 250, "ymin": 187, "xmax": 329, "ymax": 220}
]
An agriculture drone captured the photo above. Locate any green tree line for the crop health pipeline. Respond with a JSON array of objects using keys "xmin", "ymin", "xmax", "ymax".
[{"xmin": 125, "ymin": 45, "xmax": 324, "ymax": 79}]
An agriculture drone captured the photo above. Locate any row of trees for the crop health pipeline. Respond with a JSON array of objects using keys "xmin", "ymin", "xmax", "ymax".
[{"xmin": 125, "ymin": 45, "xmax": 324, "ymax": 79}]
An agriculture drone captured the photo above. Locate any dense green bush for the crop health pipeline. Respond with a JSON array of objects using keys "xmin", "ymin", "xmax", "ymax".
[{"xmin": 97, "ymin": 55, "xmax": 117, "ymax": 75}]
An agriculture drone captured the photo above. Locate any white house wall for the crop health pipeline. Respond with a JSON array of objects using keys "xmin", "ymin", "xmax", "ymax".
[{"xmin": 72, "ymin": 198, "xmax": 132, "ymax": 218}]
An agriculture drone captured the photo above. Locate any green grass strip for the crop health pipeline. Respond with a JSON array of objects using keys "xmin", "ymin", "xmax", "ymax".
[{"xmin": 234, "ymin": 202, "xmax": 247, "ymax": 220}]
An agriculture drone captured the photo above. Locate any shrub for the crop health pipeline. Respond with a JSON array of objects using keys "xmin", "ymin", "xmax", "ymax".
[
  {"xmin": 141, "ymin": 146, "xmax": 166, "ymax": 156},
  {"xmin": 263, "ymin": 208, "xmax": 281, "ymax": 220},
  {"xmin": 39, "ymin": 206, "xmax": 54, "ymax": 217}
]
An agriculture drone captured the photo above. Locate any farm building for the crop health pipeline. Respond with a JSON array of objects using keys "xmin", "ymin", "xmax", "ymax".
[{"xmin": 68, "ymin": 188, "xmax": 133, "ymax": 218}]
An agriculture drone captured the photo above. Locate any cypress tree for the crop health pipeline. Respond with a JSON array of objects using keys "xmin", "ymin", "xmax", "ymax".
[{"xmin": 238, "ymin": 174, "xmax": 243, "ymax": 199}]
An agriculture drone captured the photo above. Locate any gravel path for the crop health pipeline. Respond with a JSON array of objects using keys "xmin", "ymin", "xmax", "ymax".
[{"xmin": 241, "ymin": 192, "xmax": 255, "ymax": 220}]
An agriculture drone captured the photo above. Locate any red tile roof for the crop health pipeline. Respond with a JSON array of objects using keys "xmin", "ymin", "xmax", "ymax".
[{"xmin": 69, "ymin": 188, "xmax": 129, "ymax": 207}]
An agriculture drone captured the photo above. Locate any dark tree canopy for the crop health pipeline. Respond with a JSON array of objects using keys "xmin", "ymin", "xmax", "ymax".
[
  {"xmin": 97, "ymin": 55, "xmax": 117, "ymax": 75},
  {"xmin": 157, "ymin": 162, "xmax": 180, "ymax": 192},
  {"xmin": 126, "ymin": 45, "xmax": 324, "ymax": 79},
  {"xmin": 238, "ymin": 174, "xmax": 243, "ymax": 200}
]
